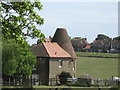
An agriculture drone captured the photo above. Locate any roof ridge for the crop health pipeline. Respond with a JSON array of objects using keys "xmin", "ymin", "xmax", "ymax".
[{"xmin": 42, "ymin": 42, "xmax": 71, "ymax": 58}]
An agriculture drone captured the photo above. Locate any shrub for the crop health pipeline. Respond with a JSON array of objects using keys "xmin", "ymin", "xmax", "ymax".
[
  {"xmin": 66, "ymin": 82, "xmax": 91, "ymax": 87},
  {"xmin": 59, "ymin": 71, "xmax": 72, "ymax": 85},
  {"xmin": 102, "ymin": 49, "xmax": 107, "ymax": 53},
  {"xmin": 91, "ymin": 84, "xmax": 100, "ymax": 87}
]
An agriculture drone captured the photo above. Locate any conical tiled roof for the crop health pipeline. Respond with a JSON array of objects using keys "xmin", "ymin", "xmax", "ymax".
[{"xmin": 52, "ymin": 28, "xmax": 76, "ymax": 59}]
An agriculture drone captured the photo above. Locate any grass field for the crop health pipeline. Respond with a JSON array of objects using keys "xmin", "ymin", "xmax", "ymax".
[{"xmin": 76, "ymin": 56, "xmax": 118, "ymax": 79}]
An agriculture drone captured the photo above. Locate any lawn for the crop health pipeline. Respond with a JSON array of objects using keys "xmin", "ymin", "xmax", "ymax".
[{"xmin": 76, "ymin": 57, "xmax": 118, "ymax": 79}]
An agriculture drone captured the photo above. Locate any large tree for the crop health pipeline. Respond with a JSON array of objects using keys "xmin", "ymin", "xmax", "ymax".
[
  {"xmin": 1, "ymin": 1, "xmax": 45, "ymax": 42},
  {"xmin": 2, "ymin": 39, "xmax": 36, "ymax": 76},
  {"xmin": 1, "ymin": 1, "xmax": 44, "ymax": 76}
]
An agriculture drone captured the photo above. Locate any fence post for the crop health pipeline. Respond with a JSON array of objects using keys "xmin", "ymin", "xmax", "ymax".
[
  {"xmin": 105, "ymin": 79, "xmax": 106, "ymax": 86},
  {"xmin": 51, "ymin": 78, "xmax": 52, "ymax": 86},
  {"xmin": 20, "ymin": 75, "xmax": 23, "ymax": 86},
  {"xmin": 116, "ymin": 80, "xmax": 118, "ymax": 85},
  {"xmin": 56, "ymin": 77, "xmax": 58, "ymax": 85},
  {"xmin": 9, "ymin": 77, "xmax": 10, "ymax": 86},
  {"xmin": 97, "ymin": 78, "xmax": 99, "ymax": 86},
  {"xmin": 30, "ymin": 75, "xmax": 32, "ymax": 86},
  {"xmin": 33, "ymin": 78, "xmax": 35, "ymax": 85},
  {"xmin": 13, "ymin": 78, "xmax": 15, "ymax": 86},
  {"xmin": 39, "ymin": 75, "xmax": 41, "ymax": 85}
]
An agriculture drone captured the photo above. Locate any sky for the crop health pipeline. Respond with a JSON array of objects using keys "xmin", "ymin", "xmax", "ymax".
[{"xmin": 27, "ymin": 1, "xmax": 118, "ymax": 45}]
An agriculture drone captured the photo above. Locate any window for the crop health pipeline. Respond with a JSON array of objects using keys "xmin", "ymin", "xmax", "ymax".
[{"xmin": 59, "ymin": 60, "xmax": 62, "ymax": 68}]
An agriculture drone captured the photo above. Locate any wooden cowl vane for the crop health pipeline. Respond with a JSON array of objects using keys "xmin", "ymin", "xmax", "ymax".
[{"xmin": 52, "ymin": 28, "xmax": 76, "ymax": 59}]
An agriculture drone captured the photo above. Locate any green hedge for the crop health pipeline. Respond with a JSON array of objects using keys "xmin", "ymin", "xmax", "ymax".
[{"xmin": 76, "ymin": 52, "xmax": 120, "ymax": 58}]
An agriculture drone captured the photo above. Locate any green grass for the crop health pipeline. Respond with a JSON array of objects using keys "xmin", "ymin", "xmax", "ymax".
[
  {"xmin": 76, "ymin": 57, "xmax": 118, "ymax": 79},
  {"xmin": 76, "ymin": 52, "xmax": 120, "ymax": 58}
]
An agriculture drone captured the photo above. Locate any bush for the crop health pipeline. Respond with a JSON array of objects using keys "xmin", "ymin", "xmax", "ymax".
[
  {"xmin": 102, "ymin": 49, "xmax": 108, "ymax": 53},
  {"xmin": 66, "ymin": 82, "xmax": 91, "ymax": 87},
  {"xmin": 91, "ymin": 84, "xmax": 100, "ymax": 87},
  {"xmin": 59, "ymin": 71, "xmax": 72, "ymax": 85}
]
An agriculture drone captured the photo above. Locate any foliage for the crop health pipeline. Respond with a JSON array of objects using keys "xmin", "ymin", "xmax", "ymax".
[
  {"xmin": 95, "ymin": 34, "xmax": 110, "ymax": 40},
  {"xmin": 1, "ymin": 1, "xmax": 45, "ymax": 42},
  {"xmin": 1, "ymin": 0, "xmax": 45, "ymax": 77},
  {"xmin": 91, "ymin": 84, "xmax": 100, "ymax": 87},
  {"xmin": 66, "ymin": 82, "xmax": 90, "ymax": 87},
  {"xmin": 76, "ymin": 52, "xmax": 120, "ymax": 58},
  {"xmin": 101, "ymin": 49, "xmax": 108, "ymax": 53},
  {"xmin": 113, "ymin": 36, "xmax": 120, "ymax": 41},
  {"xmin": 2, "ymin": 39, "xmax": 36, "ymax": 76},
  {"xmin": 72, "ymin": 37, "xmax": 87, "ymax": 40},
  {"xmin": 59, "ymin": 71, "xmax": 72, "ymax": 85},
  {"xmin": 2, "ymin": 40, "xmax": 18, "ymax": 74},
  {"xmin": 110, "ymin": 86, "xmax": 120, "ymax": 89},
  {"xmin": 59, "ymin": 71, "xmax": 72, "ymax": 78}
]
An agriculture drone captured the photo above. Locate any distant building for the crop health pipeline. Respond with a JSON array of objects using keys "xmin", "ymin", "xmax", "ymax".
[
  {"xmin": 110, "ymin": 40, "xmax": 120, "ymax": 53},
  {"xmin": 71, "ymin": 38, "xmax": 90, "ymax": 52},
  {"xmin": 90, "ymin": 39, "xmax": 111, "ymax": 52},
  {"xmin": 90, "ymin": 38, "xmax": 120, "ymax": 53},
  {"xmin": 31, "ymin": 28, "xmax": 76, "ymax": 85}
]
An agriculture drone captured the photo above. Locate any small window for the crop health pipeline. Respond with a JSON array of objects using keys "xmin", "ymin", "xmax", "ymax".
[{"xmin": 59, "ymin": 60, "xmax": 62, "ymax": 68}]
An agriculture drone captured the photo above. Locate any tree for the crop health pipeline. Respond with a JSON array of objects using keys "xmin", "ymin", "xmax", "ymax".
[
  {"xmin": 113, "ymin": 36, "xmax": 120, "ymax": 41},
  {"xmin": 95, "ymin": 34, "xmax": 110, "ymax": 40},
  {"xmin": 2, "ymin": 39, "xmax": 36, "ymax": 76},
  {"xmin": 2, "ymin": 40, "xmax": 18, "ymax": 75},
  {"xmin": 72, "ymin": 37, "xmax": 87, "ymax": 40},
  {"xmin": 72, "ymin": 37, "xmax": 82, "ymax": 40},
  {"xmin": 1, "ymin": 1, "xmax": 45, "ymax": 42},
  {"xmin": 59, "ymin": 71, "xmax": 72, "ymax": 85}
]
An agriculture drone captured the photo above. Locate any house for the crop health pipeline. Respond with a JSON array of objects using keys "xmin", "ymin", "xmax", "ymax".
[
  {"xmin": 90, "ymin": 39, "xmax": 111, "ymax": 52},
  {"xmin": 71, "ymin": 38, "xmax": 90, "ymax": 52},
  {"xmin": 31, "ymin": 28, "xmax": 76, "ymax": 85},
  {"xmin": 90, "ymin": 38, "xmax": 120, "ymax": 53},
  {"xmin": 110, "ymin": 40, "xmax": 120, "ymax": 53}
]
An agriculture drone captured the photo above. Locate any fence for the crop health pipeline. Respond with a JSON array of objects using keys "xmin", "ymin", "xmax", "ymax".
[{"xmin": 2, "ymin": 75, "xmax": 120, "ymax": 87}]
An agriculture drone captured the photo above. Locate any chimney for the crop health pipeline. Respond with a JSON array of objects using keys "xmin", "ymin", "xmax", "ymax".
[{"xmin": 52, "ymin": 28, "xmax": 76, "ymax": 59}]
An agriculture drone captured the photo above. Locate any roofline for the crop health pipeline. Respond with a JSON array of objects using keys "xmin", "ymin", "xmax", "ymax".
[
  {"xmin": 36, "ymin": 56, "xmax": 72, "ymax": 59},
  {"xmin": 41, "ymin": 43, "xmax": 50, "ymax": 57}
]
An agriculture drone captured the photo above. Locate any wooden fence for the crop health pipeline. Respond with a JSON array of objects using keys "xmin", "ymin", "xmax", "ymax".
[{"xmin": 2, "ymin": 75, "xmax": 120, "ymax": 87}]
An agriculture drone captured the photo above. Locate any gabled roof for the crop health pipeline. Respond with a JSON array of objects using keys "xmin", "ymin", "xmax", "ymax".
[{"xmin": 31, "ymin": 42, "xmax": 71, "ymax": 58}]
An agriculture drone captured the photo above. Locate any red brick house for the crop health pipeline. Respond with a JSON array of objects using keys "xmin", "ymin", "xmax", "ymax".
[
  {"xmin": 90, "ymin": 38, "xmax": 120, "ymax": 53},
  {"xmin": 110, "ymin": 40, "xmax": 120, "ymax": 53},
  {"xmin": 71, "ymin": 38, "xmax": 90, "ymax": 52}
]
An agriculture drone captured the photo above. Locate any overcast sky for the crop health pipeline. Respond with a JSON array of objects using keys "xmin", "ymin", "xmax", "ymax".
[{"xmin": 27, "ymin": 1, "xmax": 118, "ymax": 45}]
